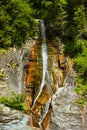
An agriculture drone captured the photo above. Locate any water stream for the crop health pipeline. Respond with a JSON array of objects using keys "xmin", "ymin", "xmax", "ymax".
[
  {"xmin": 41, "ymin": 19, "xmax": 46, "ymax": 42},
  {"xmin": 32, "ymin": 42, "xmax": 48, "ymax": 107},
  {"xmin": 32, "ymin": 20, "xmax": 50, "ymax": 107},
  {"xmin": 29, "ymin": 20, "xmax": 52, "ymax": 130}
]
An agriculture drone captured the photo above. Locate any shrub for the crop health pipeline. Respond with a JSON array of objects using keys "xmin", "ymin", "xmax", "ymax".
[
  {"xmin": 63, "ymin": 39, "xmax": 82, "ymax": 57},
  {"xmin": 0, "ymin": 94, "xmax": 26, "ymax": 111},
  {"xmin": 74, "ymin": 56, "xmax": 87, "ymax": 73},
  {"xmin": 75, "ymin": 82, "xmax": 87, "ymax": 106},
  {"xmin": 76, "ymin": 99, "xmax": 86, "ymax": 107},
  {"xmin": 76, "ymin": 76, "xmax": 83, "ymax": 83},
  {"xmin": 75, "ymin": 87, "xmax": 83, "ymax": 95},
  {"xmin": 74, "ymin": 40, "xmax": 87, "ymax": 73}
]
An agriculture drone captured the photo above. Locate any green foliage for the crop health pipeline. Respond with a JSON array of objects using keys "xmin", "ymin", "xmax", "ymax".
[
  {"xmin": 76, "ymin": 99, "xmax": 86, "ymax": 107},
  {"xmin": 75, "ymin": 83, "xmax": 87, "ymax": 106},
  {"xmin": 64, "ymin": 39, "xmax": 87, "ymax": 107},
  {"xmin": 0, "ymin": 0, "xmax": 36, "ymax": 48},
  {"xmin": 63, "ymin": 39, "xmax": 82, "ymax": 57},
  {"xmin": 0, "ymin": 0, "xmax": 87, "ymax": 46},
  {"xmin": 64, "ymin": 0, "xmax": 86, "ymax": 40},
  {"xmin": 74, "ymin": 40, "xmax": 87, "ymax": 73},
  {"xmin": 0, "ymin": 94, "xmax": 26, "ymax": 111},
  {"xmin": 75, "ymin": 87, "xmax": 83, "ymax": 95},
  {"xmin": 75, "ymin": 69, "xmax": 87, "ymax": 106},
  {"xmin": 74, "ymin": 56, "xmax": 87, "ymax": 73},
  {"xmin": 82, "ymin": 85, "xmax": 87, "ymax": 100},
  {"xmin": 74, "ymin": 5, "xmax": 86, "ymax": 30},
  {"xmin": 76, "ymin": 76, "xmax": 83, "ymax": 83},
  {"xmin": 29, "ymin": 0, "xmax": 87, "ymax": 40}
]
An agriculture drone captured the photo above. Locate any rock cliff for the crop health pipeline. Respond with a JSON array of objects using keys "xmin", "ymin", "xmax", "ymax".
[
  {"xmin": 24, "ymin": 39, "xmax": 87, "ymax": 130},
  {"xmin": 0, "ymin": 39, "xmax": 87, "ymax": 130}
]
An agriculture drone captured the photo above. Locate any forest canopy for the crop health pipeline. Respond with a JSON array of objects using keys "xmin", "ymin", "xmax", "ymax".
[
  {"xmin": 0, "ymin": 0, "xmax": 87, "ymax": 48},
  {"xmin": 0, "ymin": 0, "xmax": 36, "ymax": 48}
]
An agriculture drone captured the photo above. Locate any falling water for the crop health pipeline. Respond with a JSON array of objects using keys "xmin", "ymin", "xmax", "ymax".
[
  {"xmin": 30, "ymin": 20, "xmax": 53, "ymax": 130},
  {"xmin": 41, "ymin": 19, "xmax": 46, "ymax": 41},
  {"xmin": 32, "ymin": 43, "xmax": 48, "ymax": 107},
  {"xmin": 39, "ymin": 98, "xmax": 51, "ymax": 128},
  {"xmin": 32, "ymin": 20, "xmax": 49, "ymax": 107}
]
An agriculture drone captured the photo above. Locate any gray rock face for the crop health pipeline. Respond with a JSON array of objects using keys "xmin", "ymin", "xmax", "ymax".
[
  {"xmin": 0, "ymin": 40, "xmax": 41, "ymax": 130},
  {"xmin": 0, "ymin": 104, "xmax": 29, "ymax": 130},
  {"xmin": 0, "ymin": 104, "xmax": 40, "ymax": 130},
  {"xmin": 0, "ymin": 42, "xmax": 32, "ymax": 97},
  {"xmin": 50, "ymin": 70, "xmax": 87, "ymax": 130}
]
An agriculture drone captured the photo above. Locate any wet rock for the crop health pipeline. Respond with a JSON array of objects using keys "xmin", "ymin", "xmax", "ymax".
[{"xmin": 24, "ymin": 40, "xmax": 78, "ymax": 130}]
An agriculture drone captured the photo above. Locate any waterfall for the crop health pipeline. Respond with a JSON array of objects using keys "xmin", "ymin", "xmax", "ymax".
[
  {"xmin": 39, "ymin": 98, "xmax": 51, "ymax": 128},
  {"xmin": 41, "ymin": 19, "xmax": 46, "ymax": 42},
  {"xmin": 32, "ymin": 20, "xmax": 49, "ymax": 107},
  {"xmin": 32, "ymin": 43, "xmax": 48, "ymax": 107}
]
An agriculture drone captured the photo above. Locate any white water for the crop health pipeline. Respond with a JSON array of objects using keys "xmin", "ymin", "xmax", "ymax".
[
  {"xmin": 39, "ymin": 98, "xmax": 51, "ymax": 126},
  {"xmin": 31, "ymin": 20, "xmax": 52, "ymax": 129},
  {"xmin": 41, "ymin": 19, "xmax": 46, "ymax": 41},
  {"xmin": 32, "ymin": 20, "xmax": 49, "ymax": 107},
  {"xmin": 32, "ymin": 43, "xmax": 48, "ymax": 107}
]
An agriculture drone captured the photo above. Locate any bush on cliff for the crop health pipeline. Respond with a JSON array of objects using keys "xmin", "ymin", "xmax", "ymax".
[{"xmin": 0, "ymin": 94, "xmax": 26, "ymax": 111}]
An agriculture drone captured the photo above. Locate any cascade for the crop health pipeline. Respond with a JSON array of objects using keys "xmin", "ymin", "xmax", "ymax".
[
  {"xmin": 24, "ymin": 20, "xmax": 56, "ymax": 130},
  {"xmin": 40, "ymin": 19, "xmax": 46, "ymax": 42},
  {"xmin": 32, "ymin": 20, "xmax": 49, "ymax": 107},
  {"xmin": 30, "ymin": 20, "xmax": 53, "ymax": 129},
  {"xmin": 32, "ymin": 43, "xmax": 48, "ymax": 107}
]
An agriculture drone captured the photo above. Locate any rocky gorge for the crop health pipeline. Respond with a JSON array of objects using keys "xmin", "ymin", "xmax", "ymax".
[{"xmin": 0, "ymin": 21, "xmax": 87, "ymax": 130}]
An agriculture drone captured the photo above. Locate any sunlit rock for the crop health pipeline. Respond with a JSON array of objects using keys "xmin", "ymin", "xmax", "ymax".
[{"xmin": 24, "ymin": 37, "xmax": 76, "ymax": 130}]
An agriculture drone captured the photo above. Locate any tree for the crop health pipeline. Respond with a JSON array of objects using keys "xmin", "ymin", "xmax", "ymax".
[
  {"xmin": 0, "ymin": 0, "xmax": 36, "ymax": 48},
  {"xmin": 64, "ymin": 0, "xmax": 86, "ymax": 41}
]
